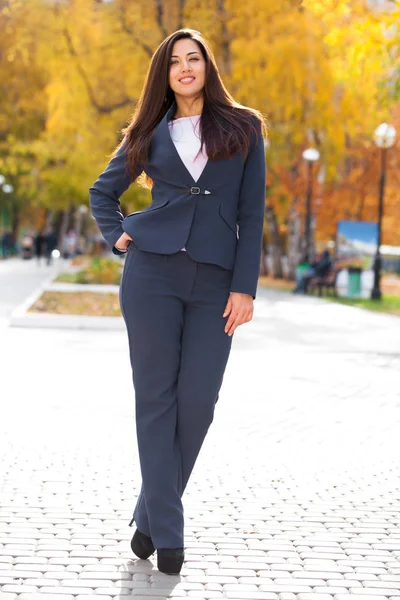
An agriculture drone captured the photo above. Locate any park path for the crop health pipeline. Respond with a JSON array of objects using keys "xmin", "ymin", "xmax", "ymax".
[
  {"xmin": 0, "ymin": 272, "xmax": 400, "ymax": 600},
  {"xmin": 0, "ymin": 256, "xmax": 63, "ymax": 324}
]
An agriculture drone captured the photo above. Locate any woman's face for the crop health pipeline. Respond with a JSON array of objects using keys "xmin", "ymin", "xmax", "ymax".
[{"xmin": 168, "ymin": 38, "xmax": 206, "ymax": 99}]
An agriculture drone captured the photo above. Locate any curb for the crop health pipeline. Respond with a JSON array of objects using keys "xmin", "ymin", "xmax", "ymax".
[
  {"xmin": 10, "ymin": 311, "xmax": 125, "ymax": 330},
  {"xmin": 45, "ymin": 282, "xmax": 120, "ymax": 293},
  {"xmin": 9, "ymin": 277, "xmax": 125, "ymax": 331}
]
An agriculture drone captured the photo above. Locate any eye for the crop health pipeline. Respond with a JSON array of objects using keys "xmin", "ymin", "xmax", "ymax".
[{"xmin": 190, "ymin": 57, "xmax": 200, "ymax": 61}]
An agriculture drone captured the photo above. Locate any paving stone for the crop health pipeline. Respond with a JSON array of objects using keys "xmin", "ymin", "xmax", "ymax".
[
  {"xmin": 328, "ymin": 579, "xmax": 363, "ymax": 588},
  {"xmin": 186, "ymin": 574, "xmax": 237, "ymax": 584},
  {"xmin": 173, "ymin": 582, "xmax": 205, "ymax": 590},
  {"xmin": 2, "ymin": 584, "xmax": 39, "ymax": 593},
  {"xmin": 315, "ymin": 589, "xmax": 349, "ymax": 595},
  {"xmin": 0, "ymin": 569, "xmax": 41, "ymax": 578},
  {"xmin": 0, "ymin": 576, "xmax": 15, "ymax": 585},
  {"xmin": 49, "ymin": 558, "xmax": 99, "ymax": 565},
  {"xmin": 205, "ymin": 582, "xmax": 223, "ymax": 591},
  {"xmin": 79, "ymin": 570, "xmax": 131, "ymax": 580},
  {"xmin": 207, "ymin": 567, "xmax": 256, "ymax": 577},
  {"xmin": 258, "ymin": 584, "xmax": 313, "ymax": 593},
  {"xmin": 131, "ymin": 590, "xmax": 187, "ymax": 597},
  {"xmin": 334, "ymin": 596, "xmax": 386, "ymax": 600},
  {"xmin": 362, "ymin": 583, "xmax": 400, "ymax": 593},
  {"xmin": 276, "ymin": 578, "xmax": 327, "ymax": 586},
  {"xmin": 187, "ymin": 593, "xmax": 224, "ymax": 598},
  {"xmin": 297, "ymin": 595, "xmax": 334, "ymax": 600},
  {"xmin": 224, "ymin": 593, "xmax": 278, "ymax": 599},
  {"xmin": 223, "ymin": 583, "xmax": 259, "ymax": 591},
  {"xmin": 39, "ymin": 586, "xmax": 101, "ymax": 594},
  {"xmin": 350, "ymin": 590, "xmax": 400, "ymax": 596},
  {"xmin": 295, "ymin": 572, "xmax": 344, "ymax": 580},
  {"xmin": 239, "ymin": 576, "xmax": 274, "ymax": 584},
  {"xmin": 344, "ymin": 574, "xmax": 378, "ymax": 581},
  {"xmin": 14, "ymin": 563, "xmax": 58, "ymax": 571},
  {"xmin": 43, "ymin": 571, "xmax": 78, "ymax": 579},
  {"xmin": 25, "ymin": 578, "xmax": 61, "ymax": 586},
  {"xmin": 18, "ymin": 596, "xmax": 75, "ymax": 600},
  {"xmin": 76, "ymin": 596, "xmax": 111, "ymax": 600}
]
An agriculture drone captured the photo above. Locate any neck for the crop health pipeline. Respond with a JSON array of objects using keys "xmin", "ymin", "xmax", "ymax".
[{"xmin": 172, "ymin": 95, "xmax": 204, "ymax": 119}]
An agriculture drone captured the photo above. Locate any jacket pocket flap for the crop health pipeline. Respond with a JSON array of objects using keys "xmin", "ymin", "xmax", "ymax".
[
  {"xmin": 218, "ymin": 203, "xmax": 237, "ymax": 234},
  {"xmin": 125, "ymin": 199, "xmax": 169, "ymax": 218}
]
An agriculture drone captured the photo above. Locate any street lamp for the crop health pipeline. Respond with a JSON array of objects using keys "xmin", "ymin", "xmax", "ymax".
[
  {"xmin": 0, "ymin": 176, "xmax": 13, "ymax": 235},
  {"xmin": 371, "ymin": 122, "xmax": 396, "ymax": 300},
  {"xmin": 302, "ymin": 147, "xmax": 320, "ymax": 263}
]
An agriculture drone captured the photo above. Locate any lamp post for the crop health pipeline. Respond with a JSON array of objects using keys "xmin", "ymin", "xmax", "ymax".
[
  {"xmin": 371, "ymin": 123, "xmax": 396, "ymax": 300},
  {"xmin": 302, "ymin": 148, "xmax": 320, "ymax": 263},
  {"xmin": 0, "ymin": 175, "xmax": 14, "ymax": 233}
]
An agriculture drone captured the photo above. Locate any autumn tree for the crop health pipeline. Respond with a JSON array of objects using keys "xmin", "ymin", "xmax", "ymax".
[{"xmin": 1, "ymin": 0, "xmax": 398, "ymax": 264}]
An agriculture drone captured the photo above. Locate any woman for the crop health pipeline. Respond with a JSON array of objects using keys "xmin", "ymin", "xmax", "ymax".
[{"xmin": 89, "ymin": 28, "xmax": 267, "ymax": 575}]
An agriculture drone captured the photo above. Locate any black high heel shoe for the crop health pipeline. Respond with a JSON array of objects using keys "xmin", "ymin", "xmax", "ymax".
[
  {"xmin": 157, "ymin": 547, "xmax": 184, "ymax": 574},
  {"xmin": 130, "ymin": 529, "xmax": 155, "ymax": 560}
]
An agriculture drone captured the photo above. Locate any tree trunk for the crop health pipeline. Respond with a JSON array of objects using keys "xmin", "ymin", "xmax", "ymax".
[
  {"xmin": 287, "ymin": 202, "xmax": 302, "ymax": 280},
  {"xmin": 45, "ymin": 210, "xmax": 54, "ymax": 229},
  {"xmin": 58, "ymin": 203, "xmax": 73, "ymax": 255},
  {"xmin": 217, "ymin": 0, "xmax": 232, "ymax": 77},
  {"xmin": 265, "ymin": 205, "xmax": 283, "ymax": 278},
  {"xmin": 11, "ymin": 203, "xmax": 20, "ymax": 244},
  {"xmin": 259, "ymin": 228, "xmax": 268, "ymax": 276}
]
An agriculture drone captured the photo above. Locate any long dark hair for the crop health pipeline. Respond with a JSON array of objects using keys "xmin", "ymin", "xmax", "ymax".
[{"xmin": 118, "ymin": 29, "xmax": 267, "ymax": 185}]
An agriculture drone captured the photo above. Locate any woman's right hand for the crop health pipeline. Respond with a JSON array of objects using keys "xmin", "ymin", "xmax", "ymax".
[{"xmin": 115, "ymin": 231, "xmax": 133, "ymax": 251}]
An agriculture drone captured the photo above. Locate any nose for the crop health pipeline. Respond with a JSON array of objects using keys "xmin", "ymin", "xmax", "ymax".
[{"xmin": 181, "ymin": 61, "xmax": 192, "ymax": 73}]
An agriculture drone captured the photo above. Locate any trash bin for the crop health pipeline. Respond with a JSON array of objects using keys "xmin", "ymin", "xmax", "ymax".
[
  {"xmin": 347, "ymin": 266, "xmax": 362, "ymax": 298},
  {"xmin": 296, "ymin": 262, "xmax": 310, "ymax": 280}
]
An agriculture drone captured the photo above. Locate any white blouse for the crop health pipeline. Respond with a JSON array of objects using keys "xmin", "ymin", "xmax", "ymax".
[{"xmin": 168, "ymin": 115, "xmax": 208, "ymax": 181}]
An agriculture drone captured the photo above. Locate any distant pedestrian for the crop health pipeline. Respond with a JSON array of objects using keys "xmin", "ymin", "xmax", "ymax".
[
  {"xmin": 34, "ymin": 230, "xmax": 46, "ymax": 265},
  {"xmin": 1, "ymin": 230, "xmax": 11, "ymax": 258},
  {"xmin": 21, "ymin": 232, "xmax": 34, "ymax": 259},
  {"xmin": 45, "ymin": 228, "xmax": 58, "ymax": 265},
  {"xmin": 293, "ymin": 249, "xmax": 332, "ymax": 294},
  {"xmin": 63, "ymin": 230, "xmax": 77, "ymax": 259}
]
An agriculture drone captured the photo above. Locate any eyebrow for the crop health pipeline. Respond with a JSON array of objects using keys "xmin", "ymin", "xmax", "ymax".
[{"xmin": 170, "ymin": 51, "xmax": 200, "ymax": 58}]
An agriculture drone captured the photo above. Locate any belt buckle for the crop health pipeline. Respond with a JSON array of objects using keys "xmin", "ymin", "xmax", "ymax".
[{"xmin": 190, "ymin": 186, "xmax": 201, "ymax": 195}]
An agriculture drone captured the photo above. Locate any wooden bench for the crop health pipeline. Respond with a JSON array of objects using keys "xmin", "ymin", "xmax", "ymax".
[{"xmin": 307, "ymin": 268, "xmax": 340, "ymax": 297}]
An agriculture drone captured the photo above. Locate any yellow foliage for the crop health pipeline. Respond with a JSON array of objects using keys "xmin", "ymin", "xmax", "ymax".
[{"xmin": 1, "ymin": 0, "xmax": 399, "ymax": 241}]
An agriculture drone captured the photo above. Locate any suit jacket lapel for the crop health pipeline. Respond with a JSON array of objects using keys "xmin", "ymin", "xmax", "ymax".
[{"xmin": 155, "ymin": 100, "xmax": 215, "ymax": 188}]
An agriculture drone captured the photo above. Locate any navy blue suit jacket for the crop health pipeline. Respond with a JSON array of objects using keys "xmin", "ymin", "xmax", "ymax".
[{"xmin": 89, "ymin": 101, "xmax": 266, "ymax": 298}]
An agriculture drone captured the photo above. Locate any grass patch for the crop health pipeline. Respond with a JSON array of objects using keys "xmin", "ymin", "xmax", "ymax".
[
  {"xmin": 55, "ymin": 256, "xmax": 122, "ymax": 285},
  {"xmin": 325, "ymin": 294, "xmax": 400, "ymax": 317},
  {"xmin": 258, "ymin": 276, "xmax": 294, "ymax": 292},
  {"xmin": 259, "ymin": 275, "xmax": 400, "ymax": 317},
  {"xmin": 29, "ymin": 291, "xmax": 121, "ymax": 317},
  {"xmin": 56, "ymin": 273, "xmax": 81, "ymax": 283}
]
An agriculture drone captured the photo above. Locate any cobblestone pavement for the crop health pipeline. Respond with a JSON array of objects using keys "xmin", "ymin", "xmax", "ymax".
[{"xmin": 1, "ymin": 279, "xmax": 400, "ymax": 600}]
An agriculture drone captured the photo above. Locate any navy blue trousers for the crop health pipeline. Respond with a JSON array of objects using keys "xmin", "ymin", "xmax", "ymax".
[{"xmin": 119, "ymin": 245, "xmax": 233, "ymax": 549}]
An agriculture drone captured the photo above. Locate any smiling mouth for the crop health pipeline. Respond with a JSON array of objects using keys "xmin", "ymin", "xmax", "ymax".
[{"xmin": 179, "ymin": 77, "xmax": 195, "ymax": 83}]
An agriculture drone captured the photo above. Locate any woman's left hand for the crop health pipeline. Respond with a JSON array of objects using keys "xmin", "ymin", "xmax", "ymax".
[{"xmin": 223, "ymin": 292, "xmax": 254, "ymax": 336}]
